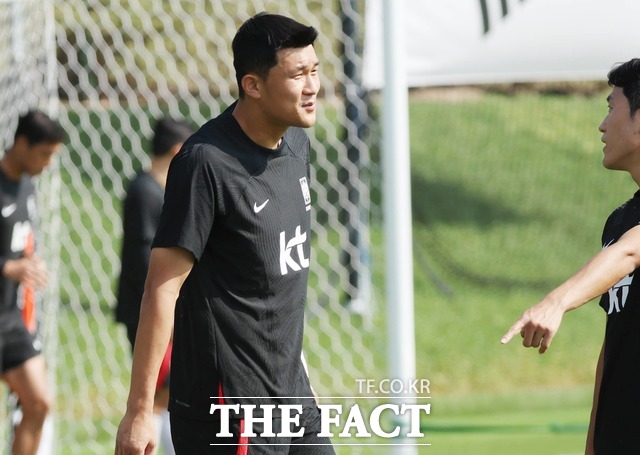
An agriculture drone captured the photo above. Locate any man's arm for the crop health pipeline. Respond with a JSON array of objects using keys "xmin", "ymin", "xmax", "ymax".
[
  {"xmin": 115, "ymin": 247, "xmax": 194, "ymax": 455},
  {"xmin": 585, "ymin": 342, "xmax": 604, "ymax": 455},
  {"xmin": 501, "ymin": 224, "xmax": 640, "ymax": 353}
]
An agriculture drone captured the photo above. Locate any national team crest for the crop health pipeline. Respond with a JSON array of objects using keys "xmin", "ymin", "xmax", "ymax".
[{"xmin": 299, "ymin": 177, "xmax": 311, "ymax": 211}]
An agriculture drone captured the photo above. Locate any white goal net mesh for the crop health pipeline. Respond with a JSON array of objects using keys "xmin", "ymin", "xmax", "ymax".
[{"xmin": 1, "ymin": 1, "xmax": 380, "ymax": 453}]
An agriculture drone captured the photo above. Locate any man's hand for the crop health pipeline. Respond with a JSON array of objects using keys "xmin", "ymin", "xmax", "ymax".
[
  {"xmin": 500, "ymin": 299, "xmax": 565, "ymax": 354},
  {"xmin": 115, "ymin": 410, "xmax": 156, "ymax": 455},
  {"xmin": 116, "ymin": 247, "xmax": 193, "ymax": 455},
  {"xmin": 3, "ymin": 256, "xmax": 48, "ymax": 289}
]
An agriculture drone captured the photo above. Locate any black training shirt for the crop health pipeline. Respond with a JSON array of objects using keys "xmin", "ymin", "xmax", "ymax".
[
  {"xmin": 115, "ymin": 171, "xmax": 164, "ymax": 327},
  {"xmin": 0, "ymin": 168, "xmax": 36, "ymax": 317},
  {"xmin": 154, "ymin": 103, "xmax": 315, "ymax": 419},
  {"xmin": 596, "ymin": 190, "xmax": 640, "ymax": 453}
]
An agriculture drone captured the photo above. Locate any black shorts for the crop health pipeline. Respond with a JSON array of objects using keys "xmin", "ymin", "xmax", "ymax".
[
  {"xmin": 170, "ymin": 405, "xmax": 336, "ymax": 455},
  {"xmin": 0, "ymin": 312, "xmax": 41, "ymax": 374}
]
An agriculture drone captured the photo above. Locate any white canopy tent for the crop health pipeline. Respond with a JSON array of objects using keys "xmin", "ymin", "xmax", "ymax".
[{"xmin": 366, "ymin": 0, "xmax": 640, "ymax": 89}]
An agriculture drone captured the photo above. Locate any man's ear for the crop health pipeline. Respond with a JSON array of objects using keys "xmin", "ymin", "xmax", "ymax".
[{"xmin": 241, "ymin": 73, "xmax": 262, "ymax": 100}]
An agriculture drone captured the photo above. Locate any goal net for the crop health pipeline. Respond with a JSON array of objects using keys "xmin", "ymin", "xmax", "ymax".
[{"xmin": 2, "ymin": 1, "xmax": 380, "ymax": 453}]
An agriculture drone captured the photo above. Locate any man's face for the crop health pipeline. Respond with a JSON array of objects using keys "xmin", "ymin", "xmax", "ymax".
[
  {"xmin": 599, "ymin": 86, "xmax": 640, "ymax": 171},
  {"xmin": 258, "ymin": 44, "xmax": 320, "ymax": 129},
  {"xmin": 23, "ymin": 141, "xmax": 61, "ymax": 176}
]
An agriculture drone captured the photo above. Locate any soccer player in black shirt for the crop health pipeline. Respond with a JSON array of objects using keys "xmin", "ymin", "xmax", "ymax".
[
  {"xmin": 115, "ymin": 117, "xmax": 193, "ymax": 455},
  {"xmin": 116, "ymin": 13, "xmax": 335, "ymax": 455},
  {"xmin": 0, "ymin": 111, "xmax": 65, "ymax": 455},
  {"xmin": 501, "ymin": 58, "xmax": 640, "ymax": 454}
]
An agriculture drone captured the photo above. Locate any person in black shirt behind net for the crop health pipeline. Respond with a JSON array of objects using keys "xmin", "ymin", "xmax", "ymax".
[
  {"xmin": 116, "ymin": 12, "xmax": 335, "ymax": 455},
  {"xmin": 0, "ymin": 111, "xmax": 65, "ymax": 455},
  {"xmin": 502, "ymin": 58, "xmax": 640, "ymax": 454},
  {"xmin": 115, "ymin": 117, "xmax": 193, "ymax": 455}
]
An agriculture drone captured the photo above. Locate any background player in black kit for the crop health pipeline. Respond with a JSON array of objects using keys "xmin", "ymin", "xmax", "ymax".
[
  {"xmin": 501, "ymin": 58, "xmax": 640, "ymax": 454},
  {"xmin": 1, "ymin": 111, "xmax": 65, "ymax": 455},
  {"xmin": 115, "ymin": 117, "xmax": 193, "ymax": 455},
  {"xmin": 116, "ymin": 13, "xmax": 335, "ymax": 455}
]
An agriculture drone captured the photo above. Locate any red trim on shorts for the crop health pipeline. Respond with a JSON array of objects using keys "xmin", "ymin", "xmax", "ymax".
[
  {"xmin": 218, "ymin": 382, "xmax": 225, "ymax": 405},
  {"xmin": 237, "ymin": 419, "xmax": 248, "ymax": 455},
  {"xmin": 155, "ymin": 341, "xmax": 172, "ymax": 392}
]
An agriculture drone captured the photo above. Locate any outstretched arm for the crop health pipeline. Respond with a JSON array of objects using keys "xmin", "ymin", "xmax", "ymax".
[
  {"xmin": 501, "ymin": 224, "xmax": 640, "ymax": 353},
  {"xmin": 115, "ymin": 247, "xmax": 194, "ymax": 455}
]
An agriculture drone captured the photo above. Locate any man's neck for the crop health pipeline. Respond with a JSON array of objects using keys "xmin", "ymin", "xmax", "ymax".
[
  {"xmin": 232, "ymin": 101, "xmax": 286, "ymax": 149},
  {"xmin": 0, "ymin": 153, "xmax": 22, "ymax": 181},
  {"xmin": 149, "ymin": 155, "xmax": 173, "ymax": 189}
]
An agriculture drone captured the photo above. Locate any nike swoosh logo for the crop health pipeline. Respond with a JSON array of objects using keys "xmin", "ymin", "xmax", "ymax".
[
  {"xmin": 1, "ymin": 203, "xmax": 17, "ymax": 217},
  {"xmin": 253, "ymin": 199, "xmax": 269, "ymax": 213}
]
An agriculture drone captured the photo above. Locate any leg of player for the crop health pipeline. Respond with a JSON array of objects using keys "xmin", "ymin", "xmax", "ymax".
[{"xmin": 3, "ymin": 355, "xmax": 51, "ymax": 455}]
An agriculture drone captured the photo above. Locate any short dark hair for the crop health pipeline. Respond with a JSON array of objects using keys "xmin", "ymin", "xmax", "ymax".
[
  {"xmin": 608, "ymin": 58, "xmax": 640, "ymax": 117},
  {"xmin": 14, "ymin": 110, "xmax": 67, "ymax": 145},
  {"xmin": 151, "ymin": 117, "xmax": 194, "ymax": 157},
  {"xmin": 232, "ymin": 12, "xmax": 318, "ymax": 98}
]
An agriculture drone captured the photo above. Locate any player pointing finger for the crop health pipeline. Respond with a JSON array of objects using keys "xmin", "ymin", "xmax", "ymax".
[
  {"xmin": 500, "ymin": 297, "xmax": 565, "ymax": 354},
  {"xmin": 501, "ymin": 58, "xmax": 640, "ymax": 453}
]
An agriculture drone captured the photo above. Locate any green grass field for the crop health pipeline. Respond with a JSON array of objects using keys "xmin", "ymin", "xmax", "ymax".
[{"xmin": 406, "ymin": 88, "xmax": 619, "ymax": 395}]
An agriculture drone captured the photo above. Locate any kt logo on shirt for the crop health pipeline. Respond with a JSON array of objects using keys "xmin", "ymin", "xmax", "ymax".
[{"xmin": 606, "ymin": 273, "xmax": 634, "ymax": 315}]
